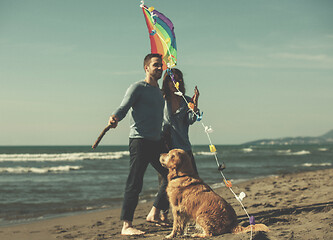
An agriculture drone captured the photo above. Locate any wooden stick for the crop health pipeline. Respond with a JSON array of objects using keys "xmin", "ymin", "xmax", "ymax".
[{"xmin": 92, "ymin": 125, "xmax": 112, "ymax": 149}]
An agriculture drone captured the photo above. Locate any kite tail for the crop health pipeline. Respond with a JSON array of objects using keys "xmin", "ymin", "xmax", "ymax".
[{"xmin": 232, "ymin": 224, "xmax": 269, "ymax": 234}]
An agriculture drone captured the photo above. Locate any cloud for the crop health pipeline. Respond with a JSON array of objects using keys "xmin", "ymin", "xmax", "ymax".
[
  {"xmin": 184, "ymin": 52, "xmax": 333, "ymax": 70},
  {"xmin": 98, "ymin": 70, "xmax": 142, "ymax": 76},
  {"xmin": 271, "ymin": 53, "xmax": 330, "ymax": 62},
  {"xmin": 269, "ymin": 52, "xmax": 333, "ymax": 69},
  {"xmin": 112, "ymin": 71, "xmax": 142, "ymax": 76},
  {"xmin": 215, "ymin": 60, "xmax": 267, "ymax": 68}
]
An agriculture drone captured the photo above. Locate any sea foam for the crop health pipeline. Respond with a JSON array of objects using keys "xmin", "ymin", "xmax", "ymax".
[
  {"xmin": 300, "ymin": 163, "xmax": 332, "ymax": 167},
  {"xmin": 195, "ymin": 151, "xmax": 216, "ymax": 156},
  {"xmin": 0, "ymin": 151, "xmax": 129, "ymax": 162},
  {"xmin": 278, "ymin": 150, "xmax": 311, "ymax": 155},
  {"xmin": 0, "ymin": 165, "xmax": 82, "ymax": 174},
  {"xmin": 242, "ymin": 148, "xmax": 253, "ymax": 153}
]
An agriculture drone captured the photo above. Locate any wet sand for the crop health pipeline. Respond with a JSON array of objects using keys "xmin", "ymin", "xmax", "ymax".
[{"xmin": 1, "ymin": 168, "xmax": 332, "ymax": 240}]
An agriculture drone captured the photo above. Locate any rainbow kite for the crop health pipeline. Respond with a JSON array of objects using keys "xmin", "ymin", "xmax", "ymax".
[{"xmin": 140, "ymin": 1, "xmax": 177, "ymax": 70}]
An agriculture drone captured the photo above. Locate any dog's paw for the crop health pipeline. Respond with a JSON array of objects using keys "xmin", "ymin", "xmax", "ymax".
[
  {"xmin": 165, "ymin": 233, "xmax": 175, "ymax": 239},
  {"xmin": 191, "ymin": 233, "xmax": 209, "ymax": 238}
]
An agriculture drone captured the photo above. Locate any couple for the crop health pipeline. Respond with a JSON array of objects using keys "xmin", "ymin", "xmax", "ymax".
[{"xmin": 108, "ymin": 53, "xmax": 200, "ymax": 235}]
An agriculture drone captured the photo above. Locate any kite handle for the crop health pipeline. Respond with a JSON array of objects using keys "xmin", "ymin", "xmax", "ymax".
[{"xmin": 92, "ymin": 125, "xmax": 113, "ymax": 149}]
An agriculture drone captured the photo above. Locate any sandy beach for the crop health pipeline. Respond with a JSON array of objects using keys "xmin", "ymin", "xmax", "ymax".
[{"xmin": 1, "ymin": 168, "xmax": 332, "ymax": 240}]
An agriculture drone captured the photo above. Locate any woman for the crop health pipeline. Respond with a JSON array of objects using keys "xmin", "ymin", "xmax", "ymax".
[
  {"xmin": 161, "ymin": 68, "xmax": 200, "ymax": 174},
  {"xmin": 146, "ymin": 68, "xmax": 200, "ymax": 225}
]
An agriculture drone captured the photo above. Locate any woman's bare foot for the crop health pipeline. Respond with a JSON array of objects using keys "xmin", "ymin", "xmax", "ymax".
[
  {"xmin": 146, "ymin": 206, "xmax": 160, "ymax": 223},
  {"xmin": 121, "ymin": 221, "xmax": 145, "ymax": 236},
  {"xmin": 160, "ymin": 210, "xmax": 169, "ymax": 222},
  {"xmin": 146, "ymin": 207, "xmax": 170, "ymax": 226}
]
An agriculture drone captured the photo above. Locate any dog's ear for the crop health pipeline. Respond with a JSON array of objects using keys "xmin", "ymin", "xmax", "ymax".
[
  {"xmin": 166, "ymin": 150, "xmax": 184, "ymax": 174},
  {"xmin": 168, "ymin": 153, "xmax": 179, "ymax": 170},
  {"xmin": 177, "ymin": 150, "xmax": 196, "ymax": 175},
  {"xmin": 164, "ymin": 153, "xmax": 178, "ymax": 178},
  {"xmin": 174, "ymin": 151, "xmax": 186, "ymax": 167}
]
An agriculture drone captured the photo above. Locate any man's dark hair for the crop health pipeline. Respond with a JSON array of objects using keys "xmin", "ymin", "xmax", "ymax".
[{"xmin": 143, "ymin": 53, "xmax": 163, "ymax": 69}]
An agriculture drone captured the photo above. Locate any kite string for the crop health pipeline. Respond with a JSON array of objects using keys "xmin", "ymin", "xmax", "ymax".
[{"xmin": 171, "ymin": 79, "xmax": 253, "ymax": 239}]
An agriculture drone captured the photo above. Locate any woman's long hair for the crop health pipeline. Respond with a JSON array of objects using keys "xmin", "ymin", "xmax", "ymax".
[{"xmin": 161, "ymin": 68, "xmax": 185, "ymax": 100}]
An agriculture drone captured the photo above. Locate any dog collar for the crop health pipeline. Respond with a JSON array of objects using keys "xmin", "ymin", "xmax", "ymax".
[{"xmin": 170, "ymin": 175, "xmax": 189, "ymax": 181}]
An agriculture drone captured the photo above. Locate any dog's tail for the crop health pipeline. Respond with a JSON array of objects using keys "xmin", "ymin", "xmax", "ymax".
[{"xmin": 232, "ymin": 224, "xmax": 269, "ymax": 234}]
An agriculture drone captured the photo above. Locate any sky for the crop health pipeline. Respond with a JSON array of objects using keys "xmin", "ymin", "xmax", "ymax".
[{"xmin": 1, "ymin": 0, "xmax": 332, "ymax": 146}]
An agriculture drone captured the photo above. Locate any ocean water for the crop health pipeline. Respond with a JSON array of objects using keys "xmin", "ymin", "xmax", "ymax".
[{"xmin": 0, "ymin": 144, "xmax": 332, "ymax": 226}]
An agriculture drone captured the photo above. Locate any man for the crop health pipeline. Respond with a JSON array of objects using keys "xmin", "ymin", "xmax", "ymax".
[{"xmin": 108, "ymin": 53, "xmax": 169, "ymax": 235}]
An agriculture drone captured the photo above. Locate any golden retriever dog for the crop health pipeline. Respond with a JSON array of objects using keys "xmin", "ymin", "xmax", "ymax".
[{"xmin": 160, "ymin": 149, "xmax": 269, "ymax": 238}]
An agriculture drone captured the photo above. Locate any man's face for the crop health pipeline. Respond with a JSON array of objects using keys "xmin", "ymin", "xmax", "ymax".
[{"xmin": 146, "ymin": 57, "xmax": 163, "ymax": 80}]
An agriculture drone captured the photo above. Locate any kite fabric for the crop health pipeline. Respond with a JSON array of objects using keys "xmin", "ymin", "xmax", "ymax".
[{"xmin": 140, "ymin": 3, "xmax": 177, "ymax": 70}]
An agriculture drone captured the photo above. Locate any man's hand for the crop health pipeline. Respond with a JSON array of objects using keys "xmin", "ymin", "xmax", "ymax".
[
  {"xmin": 92, "ymin": 116, "xmax": 118, "ymax": 149},
  {"xmin": 108, "ymin": 115, "xmax": 119, "ymax": 128}
]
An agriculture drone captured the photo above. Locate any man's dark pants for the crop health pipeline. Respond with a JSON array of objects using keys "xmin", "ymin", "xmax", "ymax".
[{"xmin": 120, "ymin": 138, "xmax": 169, "ymax": 221}]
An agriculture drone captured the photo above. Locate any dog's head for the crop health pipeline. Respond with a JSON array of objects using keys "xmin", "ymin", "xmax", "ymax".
[{"xmin": 160, "ymin": 149, "xmax": 196, "ymax": 178}]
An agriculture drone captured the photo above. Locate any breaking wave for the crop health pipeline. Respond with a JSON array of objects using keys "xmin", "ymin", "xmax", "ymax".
[
  {"xmin": 195, "ymin": 151, "xmax": 216, "ymax": 156},
  {"xmin": 0, "ymin": 165, "xmax": 82, "ymax": 174},
  {"xmin": 300, "ymin": 163, "xmax": 332, "ymax": 167},
  {"xmin": 0, "ymin": 151, "xmax": 129, "ymax": 162},
  {"xmin": 242, "ymin": 148, "xmax": 253, "ymax": 153},
  {"xmin": 278, "ymin": 150, "xmax": 310, "ymax": 155}
]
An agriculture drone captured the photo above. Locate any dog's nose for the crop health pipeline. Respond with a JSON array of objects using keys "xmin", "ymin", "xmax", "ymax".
[{"xmin": 159, "ymin": 153, "xmax": 168, "ymax": 166}]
